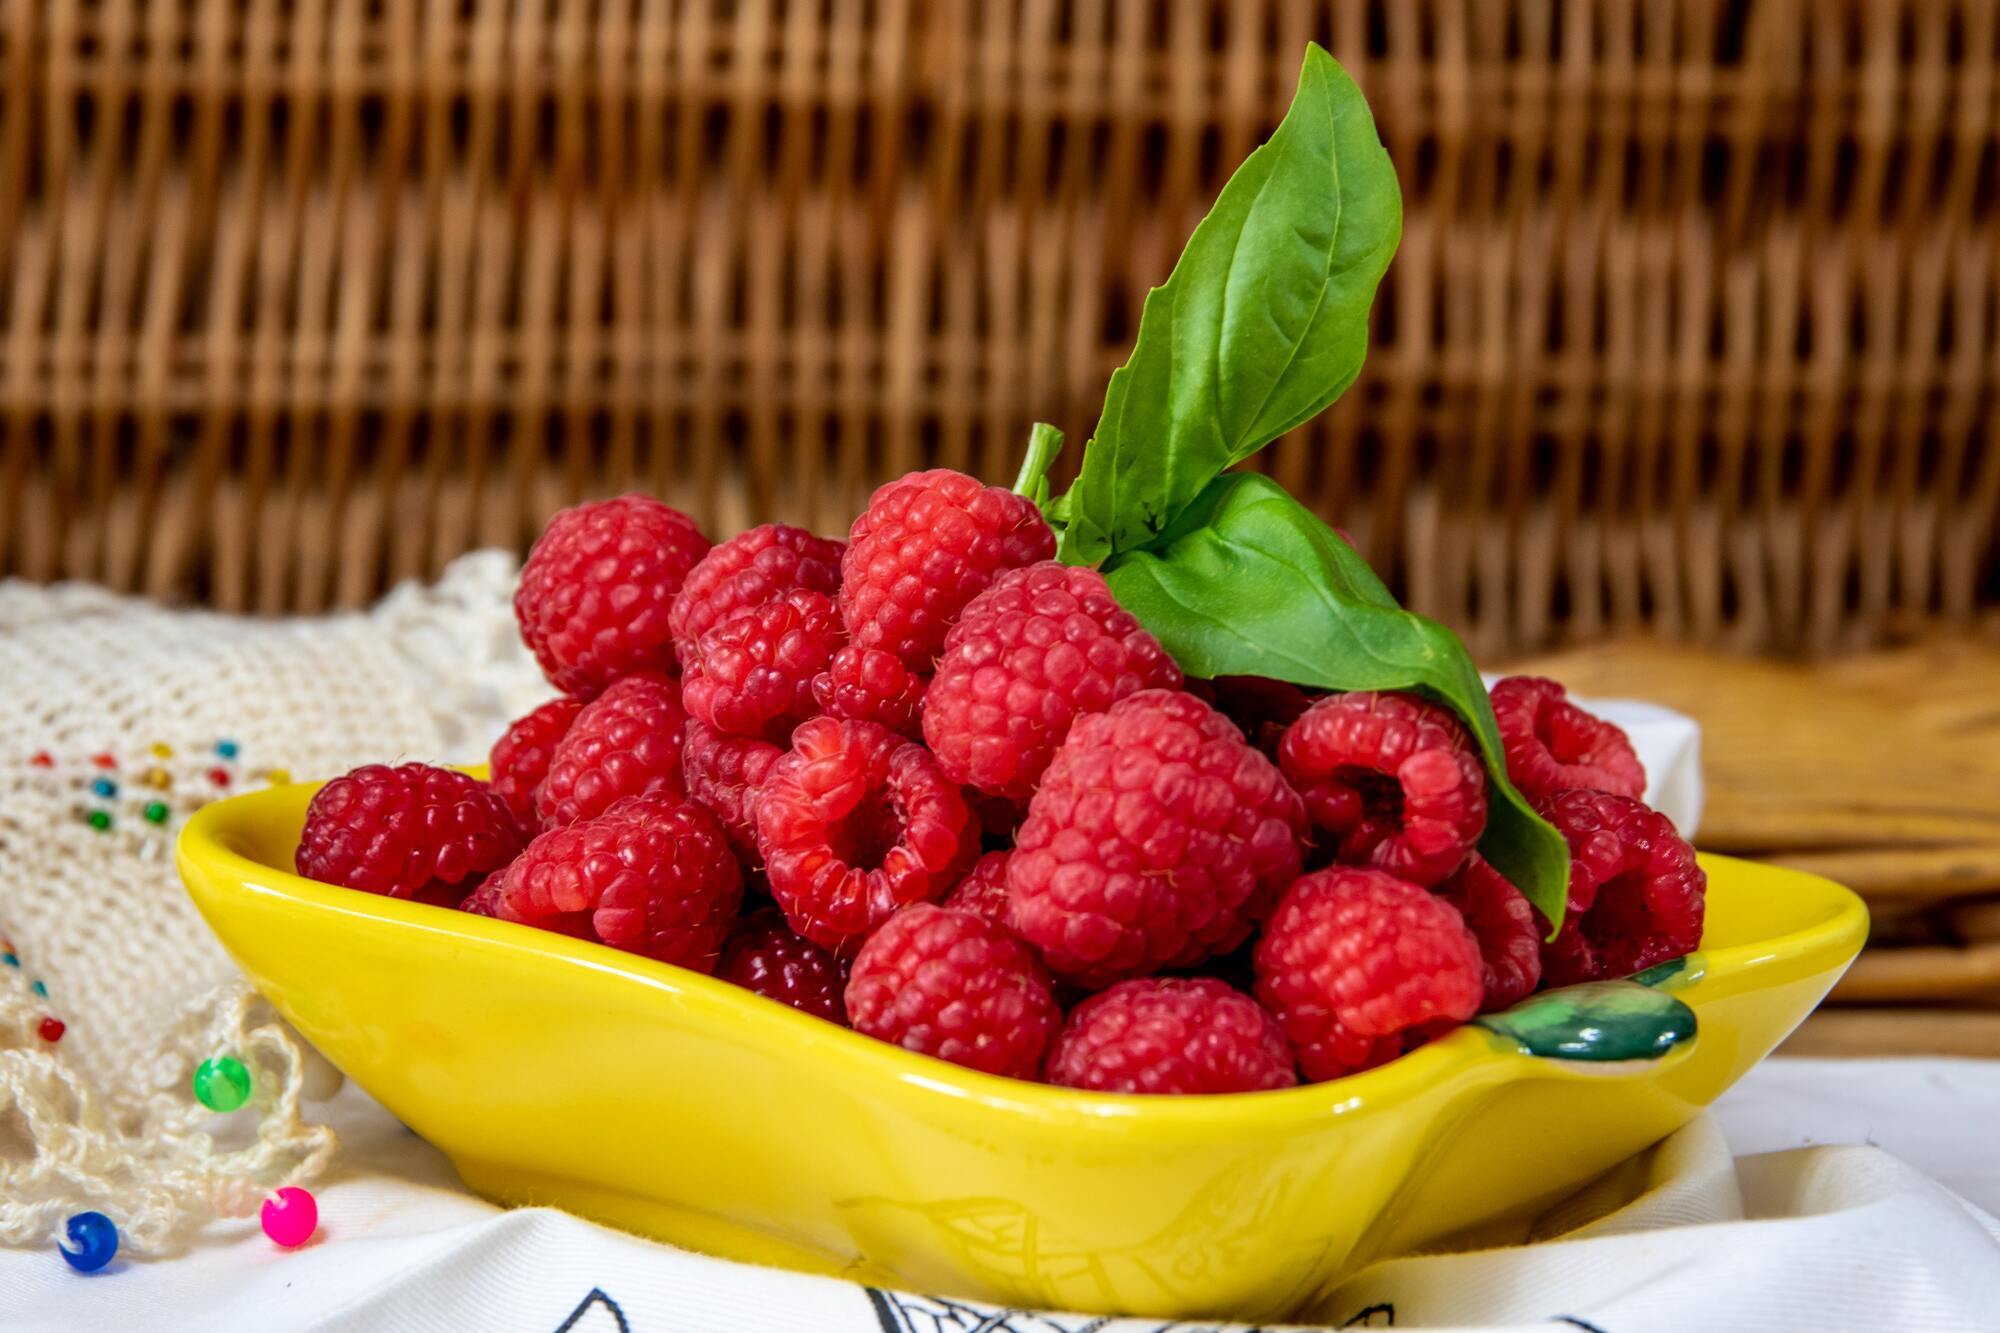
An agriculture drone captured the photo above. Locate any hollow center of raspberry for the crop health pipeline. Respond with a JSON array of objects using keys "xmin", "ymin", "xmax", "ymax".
[
  {"xmin": 1334, "ymin": 766, "xmax": 1405, "ymax": 829},
  {"xmin": 827, "ymin": 793, "xmax": 904, "ymax": 871},
  {"xmin": 1583, "ymin": 869, "xmax": 1655, "ymax": 945}
]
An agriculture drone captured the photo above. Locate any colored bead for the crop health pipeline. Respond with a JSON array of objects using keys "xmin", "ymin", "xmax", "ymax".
[
  {"xmin": 85, "ymin": 810, "xmax": 111, "ymax": 832},
  {"xmin": 91, "ymin": 753, "xmax": 116, "ymax": 769},
  {"xmin": 207, "ymin": 767, "xmax": 232, "ymax": 787},
  {"xmin": 29, "ymin": 751, "xmax": 54, "ymax": 768},
  {"xmin": 150, "ymin": 742, "xmax": 174, "ymax": 759},
  {"xmin": 193, "ymin": 1055, "xmax": 253, "ymax": 1112},
  {"xmin": 215, "ymin": 740, "xmax": 240, "ymax": 759},
  {"xmin": 2, "ymin": 953, "xmax": 16, "ymax": 968},
  {"xmin": 143, "ymin": 801, "xmax": 170, "ymax": 824},
  {"xmin": 143, "ymin": 767, "xmax": 172, "ymax": 790},
  {"xmin": 31, "ymin": 979, "xmax": 47, "ymax": 997},
  {"xmin": 260, "ymin": 1187, "xmax": 318, "ymax": 1248},
  {"xmin": 38, "ymin": 1016, "xmax": 64, "ymax": 1043},
  {"xmin": 264, "ymin": 769, "xmax": 292, "ymax": 786},
  {"xmin": 91, "ymin": 777, "xmax": 118, "ymax": 798},
  {"xmin": 59, "ymin": 1211, "xmax": 118, "ymax": 1273}
]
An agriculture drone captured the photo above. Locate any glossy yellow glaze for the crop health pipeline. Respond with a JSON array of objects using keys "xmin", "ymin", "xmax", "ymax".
[{"xmin": 178, "ymin": 777, "xmax": 1866, "ymax": 1321}]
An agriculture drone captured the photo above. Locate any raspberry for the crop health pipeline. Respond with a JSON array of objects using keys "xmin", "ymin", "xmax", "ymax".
[
  {"xmin": 296, "ymin": 763, "xmax": 519, "ymax": 900},
  {"xmin": 718, "ymin": 907, "xmax": 848, "ymax": 1024},
  {"xmin": 1209, "ymin": 675, "xmax": 1317, "ymax": 757},
  {"xmin": 1277, "ymin": 691, "xmax": 1487, "ymax": 888},
  {"xmin": 487, "ymin": 697, "xmax": 584, "ymax": 834},
  {"xmin": 681, "ymin": 720, "xmax": 782, "ymax": 856},
  {"xmin": 1007, "ymin": 689, "xmax": 1306, "ymax": 984},
  {"xmin": 459, "ymin": 869, "xmax": 507, "ymax": 917},
  {"xmin": 845, "ymin": 903, "xmax": 1059, "ymax": 1078},
  {"xmin": 811, "ymin": 645, "xmax": 927, "ymax": 737},
  {"xmin": 755, "ymin": 716, "xmax": 979, "ymax": 954},
  {"xmin": 536, "ymin": 673, "xmax": 688, "ymax": 828},
  {"xmin": 1045, "ymin": 978, "xmax": 1297, "ymax": 1095},
  {"xmin": 1253, "ymin": 866, "xmax": 1483, "ymax": 1081},
  {"xmin": 669, "ymin": 522, "xmax": 844, "ymax": 662},
  {"xmin": 921, "ymin": 562, "xmax": 1181, "ymax": 802},
  {"xmin": 1534, "ymin": 789, "xmax": 1706, "ymax": 986},
  {"xmin": 681, "ymin": 588, "xmax": 842, "ymax": 741},
  {"xmin": 1437, "ymin": 854, "xmax": 1543, "ymax": 1011},
  {"xmin": 515, "ymin": 495, "xmax": 711, "ymax": 697},
  {"xmin": 940, "ymin": 850, "xmax": 1013, "ymax": 928},
  {"xmin": 840, "ymin": 469, "xmax": 1054, "ymax": 670},
  {"xmin": 1491, "ymin": 675, "xmax": 1646, "ymax": 803},
  {"xmin": 494, "ymin": 796, "xmax": 741, "ymax": 969}
]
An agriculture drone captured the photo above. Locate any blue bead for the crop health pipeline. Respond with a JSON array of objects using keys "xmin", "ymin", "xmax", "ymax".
[
  {"xmin": 1, "ymin": 953, "xmax": 16, "ymax": 968},
  {"xmin": 59, "ymin": 1211, "xmax": 118, "ymax": 1273},
  {"xmin": 31, "ymin": 979, "xmax": 47, "ymax": 997},
  {"xmin": 215, "ymin": 740, "xmax": 239, "ymax": 759},
  {"xmin": 91, "ymin": 778, "xmax": 117, "ymax": 798}
]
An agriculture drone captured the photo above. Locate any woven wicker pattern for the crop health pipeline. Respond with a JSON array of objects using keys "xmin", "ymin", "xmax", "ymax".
[{"xmin": 1, "ymin": 2, "xmax": 1997, "ymax": 659}]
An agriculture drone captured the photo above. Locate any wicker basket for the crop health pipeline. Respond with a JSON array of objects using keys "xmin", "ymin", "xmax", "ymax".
[{"xmin": 1, "ymin": 0, "xmax": 1995, "ymax": 661}]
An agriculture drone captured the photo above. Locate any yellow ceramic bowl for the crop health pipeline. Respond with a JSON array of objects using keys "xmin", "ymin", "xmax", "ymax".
[{"xmin": 178, "ymin": 776, "xmax": 1865, "ymax": 1323}]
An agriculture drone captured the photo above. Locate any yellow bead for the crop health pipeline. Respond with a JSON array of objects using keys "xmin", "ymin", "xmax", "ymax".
[
  {"xmin": 264, "ymin": 769, "xmax": 292, "ymax": 786},
  {"xmin": 150, "ymin": 742, "xmax": 175, "ymax": 759},
  {"xmin": 143, "ymin": 767, "xmax": 172, "ymax": 790}
]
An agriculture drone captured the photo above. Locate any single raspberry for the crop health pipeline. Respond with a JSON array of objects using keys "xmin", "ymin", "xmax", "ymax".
[
  {"xmin": 487, "ymin": 697, "xmax": 584, "ymax": 834},
  {"xmin": 681, "ymin": 588, "xmax": 842, "ymax": 741},
  {"xmin": 845, "ymin": 903, "xmax": 1059, "ymax": 1079},
  {"xmin": 718, "ymin": 907, "xmax": 849, "ymax": 1024},
  {"xmin": 515, "ymin": 495, "xmax": 711, "ymax": 697},
  {"xmin": 921, "ymin": 562, "xmax": 1181, "ymax": 802},
  {"xmin": 1491, "ymin": 675, "xmax": 1646, "ymax": 803},
  {"xmin": 669, "ymin": 522, "xmax": 845, "ymax": 663},
  {"xmin": 1253, "ymin": 866, "xmax": 1483, "ymax": 1081},
  {"xmin": 494, "ymin": 796, "xmax": 741, "ymax": 968},
  {"xmin": 681, "ymin": 720, "xmax": 782, "ymax": 856},
  {"xmin": 1007, "ymin": 689, "xmax": 1306, "ymax": 984},
  {"xmin": 459, "ymin": 868, "xmax": 507, "ymax": 917},
  {"xmin": 296, "ymin": 763, "xmax": 521, "ymax": 900},
  {"xmin": 1534, "ymin": 789, "xmax": 1705, "ymax": 986},
  {"xmin": 811, "ymin": 645, "xmax": 927, "ymax": 737},
  {"xmin": 840, "ymin": 469, "xmax": 1055, "ymax": 670},
  {"xmin": 1045, "ymin": 978, "xmax": 1297, "ymax": 1095},
  {"xmin": 1278, "ymin": 691, "xmax": 1487, "ymax": 888},
  {"xmin": 755, "ymin": 716, "xmax": 979, "ymax": 954},
  {"xmin": 1209, "ymin": 675, "xmax": 1317, "ymax": 757},
  {"xmin": 536, "ymin": 672, "xmax": 688, "ymax": 828},
  {"xmin": 940, "ymin": 850, "xmax": 1013, "ymax": 928},
  {"xmin": 1437, "ymin": 854, "xmax": 1543, "ymax": 1011}
]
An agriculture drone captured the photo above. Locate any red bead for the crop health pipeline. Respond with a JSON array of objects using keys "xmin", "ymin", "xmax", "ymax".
[
  {"xmin": 91, "ymin": 753, "xmax": 117, "ymax": 769},
  {"xmin": 208, "ymin": 767, "xmax": 232, "ymax": 787},
  {"xmin": 29, "ymin": 751, "xmax": 54, "ymax": 768},
  {"xmin": 38, "ymin": 1017, "xmax": 64, "ymax": 1043}
]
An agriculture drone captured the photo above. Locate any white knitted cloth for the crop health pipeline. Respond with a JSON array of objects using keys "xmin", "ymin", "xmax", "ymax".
[{"xmin": 0, "ymin": 553, "xmax": 552, "ymax": 1255}]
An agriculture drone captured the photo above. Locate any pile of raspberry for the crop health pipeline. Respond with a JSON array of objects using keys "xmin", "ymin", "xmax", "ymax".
[{"xmin": 295, "ymin": 471, "xmax": 1706, "ymax": 1095}]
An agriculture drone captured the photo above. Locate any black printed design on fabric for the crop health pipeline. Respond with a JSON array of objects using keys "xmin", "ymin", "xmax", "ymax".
[
  {"xmin": 865, "ymin": 1287, "xmax": 1279, "ymax": 1333},
  {"xmin": 1341, "ymin": 1304, "xmax": 1395, "ymax": 1328},
  {"xmin": 554, "ymin": 1287, "xmax": 631, "ymax": 1333}
]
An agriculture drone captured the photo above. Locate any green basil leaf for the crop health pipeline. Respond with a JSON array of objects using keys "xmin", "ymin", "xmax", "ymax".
[
  {"xmin": 1101, "ymin": 473, "xmax": 1570, "ymax": 928},
  {"xmin": 1055, "ymin": 44, "xmax": 1401, "ymax": 563}
]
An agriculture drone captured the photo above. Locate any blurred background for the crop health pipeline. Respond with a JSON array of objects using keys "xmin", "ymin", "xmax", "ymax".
[{"xmin": 1, "ymin": 2, "xmax": 1997, "ymax": 1050}]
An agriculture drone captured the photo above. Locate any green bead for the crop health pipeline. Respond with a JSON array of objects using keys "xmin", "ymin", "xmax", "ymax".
[
  {"xmin": 143, "ymin": 800, "xmax": 170, "ymax": 824},
  {"xmin": 193, "ymin": 1055, "xmax": 252, "ymax": 1112},
  {"xmin": 85, "ymin": 810, "xmax": 111, "ymax": 832}
]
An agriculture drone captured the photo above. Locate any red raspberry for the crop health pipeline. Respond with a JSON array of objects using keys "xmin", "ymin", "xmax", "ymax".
[
  {"xmin": 1253, "ymin": 867, "xmax": 1483, "ymax": 1081},
  {"xmin": 536, "ymin": 673, "xmax": 688, "ymax": 828},
  {"xmin": 669, "ymin": 522, "xmax": 844, "ymax": 663},
  {"xmin": 487, "ymin": 697, "xmax": 584, "ymax": 834},
  {"xmin": 811, "ymin": 645, "xmax": 927, "ymax": 737},
  {"xmin": 1437, "ymin": 854, "xmax": 1543, "ymax": 1011},
  {"xmin": 681, "ymin": 720, "xmax": 782, "ymax": 856},
  {"xmin": 1278, "ymin": 691, "xmax": 1487, "ymax": 888},
  {"xmin": 1007, "ymin": 689, "xmax": 1306, "ymax": 984},
  {"xmin": 296, "ymin": 763, "xmax": 520, "ymax": 900},
  {"xmin": 1534, "ymin": 789, "xmax": 1706, "ymax": 986},
  {"xmin": 718, "ymin": 907, "xmax": 848, "ymax": 1024},
  {"xmin": 494, "ymin": 796, "xmax": 741, "ymax": 969},
  {"xmin": 845, "ymin": 903, "xmax": 1059, "ymax": 1079},
  {"xmin": 921, "ymin": 562, "xmax": 1181, "ymax": 802},
  {"xmin": 940, "ymin": 850, "xmax": 1013, "ymax": 928},
  {"xmin": 1491, "ymin": 675, "xmax": 1646, "ymax": 802},
  {"xmin": 515, "ymin": 495, "xmax": 711, "ymax": 697},
  {"xmin": 755, "ymin": 716, "xmax": 979, "ymax": 954},
  {"xmin": 681, "ymin": 588, "xmax": 842, "ymax": 741},
  {"xmin": 1045, "ymin": 978, "xmax": 1297, "ymax": 1095},
  {"xmin": 840, "ymin": 469, "xmax": 1055, "ymax": 670}
]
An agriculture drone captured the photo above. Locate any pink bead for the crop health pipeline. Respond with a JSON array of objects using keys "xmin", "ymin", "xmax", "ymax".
[{"xmin": 260, "ymin": 1187, "xmax": 318, "ymax": 1248}]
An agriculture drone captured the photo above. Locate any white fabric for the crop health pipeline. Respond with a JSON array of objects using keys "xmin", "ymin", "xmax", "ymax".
[{"xmin": 1, "ymin": 1059, "xmax": 1995, "ymax": 1332}]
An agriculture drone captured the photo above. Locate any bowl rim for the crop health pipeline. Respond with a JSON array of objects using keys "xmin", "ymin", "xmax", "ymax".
[{"xmin": 178, "ymin": 776, "xmax": 1869, "ymax": 1128}]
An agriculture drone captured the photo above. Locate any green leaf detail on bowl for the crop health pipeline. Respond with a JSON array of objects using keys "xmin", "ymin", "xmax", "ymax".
[
  {"xmin": 1473, "ymin": 977, "xmax": 1697, "ymax": 1063},
  {"xmin": 1630, "ymin": 953, "xmax": 1705, "ymax": 990}
]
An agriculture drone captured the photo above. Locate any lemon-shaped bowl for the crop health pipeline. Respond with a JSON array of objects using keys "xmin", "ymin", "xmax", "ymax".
[{"xmin": 178, "ymin": 776, "xmax": 1865, "ymax": 1322}]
